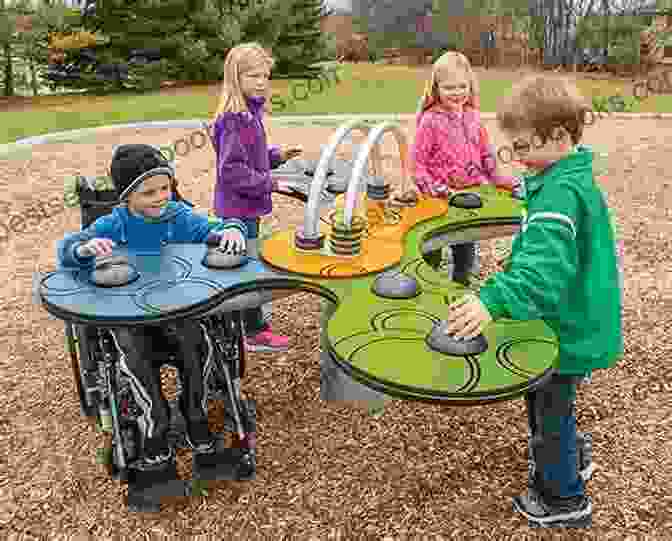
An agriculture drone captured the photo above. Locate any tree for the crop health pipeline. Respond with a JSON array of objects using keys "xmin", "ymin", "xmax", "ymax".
[
  {"xmin": 529, "ymin": 0, "xmax": 572, "ymax": 68},
  {"xmin": 74, "ymin": 0, "xmax": 327, "ymax": 89},
  {"xmin": 0, "ymin": 0, "xmax": 75, "ymax": 96},
  {"xmin": 0, "ymin": 0, "xmax": 15, "ymax": 96},
  {"xmin": 426, "ymin": 0, "xmax": 465, "ymax": 52},
  {"xmin": 78, "ymin": 0, "xmax": 221, "ymax": 90},
  {"xmin": 574, "ymin": 0, "xmax": 660, "ymax": 72},
  {"xmin": 1, "ymin": 0, "xmax": 338, "ymax": 96},
  {"xmin": 233, "ymin": 0, "xmax": 285, "ymax": 52},
  {"xmin": 352, "ymin": 0, "xmax": 438, "ymax": 55},
  {"xmin": 271, "ymin": 0, "xmax": 332, "ymax": 79}
]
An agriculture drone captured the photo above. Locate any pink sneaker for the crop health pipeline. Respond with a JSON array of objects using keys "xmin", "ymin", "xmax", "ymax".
[{"xmin": 245, "ymin": 329, "xmax": 290, "ymax": 352}]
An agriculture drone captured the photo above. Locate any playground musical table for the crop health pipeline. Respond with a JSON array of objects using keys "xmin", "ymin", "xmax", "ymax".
[{"xmin": 40, "ymin": 119, "xmax": 557, "ymax": 407}]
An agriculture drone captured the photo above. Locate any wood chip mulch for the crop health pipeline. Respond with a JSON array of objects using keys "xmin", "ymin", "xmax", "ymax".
[{"xmin": 0, "ymin": 118, "xmax": 670, "ymax": 540}]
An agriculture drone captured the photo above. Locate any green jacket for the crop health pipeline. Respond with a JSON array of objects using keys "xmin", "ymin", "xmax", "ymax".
[{"xmin": 479, "ymin": 145, "xmax": 623, "ymax": 375}]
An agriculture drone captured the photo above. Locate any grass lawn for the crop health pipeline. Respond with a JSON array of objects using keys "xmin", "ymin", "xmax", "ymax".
[{"xmin": 2, "ymin": 63, "xmax": 672, "ymax": 145}]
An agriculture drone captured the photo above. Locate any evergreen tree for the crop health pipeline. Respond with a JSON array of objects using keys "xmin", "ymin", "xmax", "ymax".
[
  {"xmin": 81, "ymin": 0, "xmax": 238, "ymax": 91},
  {"xmin": 233, "ymin": 0, "xmax": 286, "ymax": 52},
  {"xmin": 271, "ymin": 0, "xmax": 332, "ymax": 79},
  {"xmin": 77, "ymin": 0, "xmax": 297, "ymax": 91},
  {"xmin": 34, "ymin": 0, "xmax": 335, "ymax": 93}
]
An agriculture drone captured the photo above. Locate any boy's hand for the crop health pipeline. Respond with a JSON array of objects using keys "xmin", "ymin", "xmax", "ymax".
[
  {"xmin": 77, "ymin": 238, "xmax": 116, "ymax": 258},
  {"xmin": 275, "ymin": 180, "xmax": 292, "ymax": 193},
  {"xmin": 445, "ymin": 294, "xmax": 492, "ymax": 340},
  {"xmin": 280, "ymin": 144, "xmax": 303, "ymax": 161},
  {"xmin": 219, "ymin": 229, "xmax": 245, "ymax": 254},
  {"xmin": 431, "ymin": 183, "xmax": 452, "ymax": 198},
  {"xmin": 493, "ymin": 238, "xmax": 513, "ymax": 269},
  {"xmin": 492, "ymin": 175, "xmax": 518, "ymax": 191},
  {"xmin": 392, "ymin": 188, "xmax": 419, "ymax": 204}
]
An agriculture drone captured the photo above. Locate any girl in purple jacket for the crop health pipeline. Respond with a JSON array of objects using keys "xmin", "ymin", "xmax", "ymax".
[{"xmin": 211, "ymin": 43, "xmax": 302, "ymax": 352}]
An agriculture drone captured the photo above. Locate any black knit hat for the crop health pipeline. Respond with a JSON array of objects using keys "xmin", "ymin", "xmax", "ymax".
[{"xmin": 110, "ymin": 144, "xmax": 174, "ymax": 201}]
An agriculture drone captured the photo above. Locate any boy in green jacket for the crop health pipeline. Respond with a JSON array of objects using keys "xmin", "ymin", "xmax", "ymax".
[{"xmin": 445, "ymin": 75, "xmax": 623, "ymax": 529}]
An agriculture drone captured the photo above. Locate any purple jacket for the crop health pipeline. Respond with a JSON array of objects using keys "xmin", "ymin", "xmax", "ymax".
[{"xmin": 212, "ymin": 96, "xmax": 283, "ymax": 219}]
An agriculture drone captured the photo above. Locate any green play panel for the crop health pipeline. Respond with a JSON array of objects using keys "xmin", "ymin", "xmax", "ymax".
[{"xmin": 267, "ymin": 184, "xmax": 557, "ymax": 405}]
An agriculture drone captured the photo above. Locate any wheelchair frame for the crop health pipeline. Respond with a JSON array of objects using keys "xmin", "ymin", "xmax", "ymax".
[{"xmin": 62, "ymin": 176, "xmax": 255, "ymax": 495}]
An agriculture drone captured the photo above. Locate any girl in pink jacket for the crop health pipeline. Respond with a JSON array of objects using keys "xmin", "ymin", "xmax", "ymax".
[{"xmin": 412, "ymin": 51, "xmax": 518, "ymax": 284}]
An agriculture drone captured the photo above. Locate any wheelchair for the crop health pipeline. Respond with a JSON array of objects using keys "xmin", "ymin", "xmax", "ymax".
[{"xmin": 61, "ymin": 176, "xmax": 256, "ymax": 509}]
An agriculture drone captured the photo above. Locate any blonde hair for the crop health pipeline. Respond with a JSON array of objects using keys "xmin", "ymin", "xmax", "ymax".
[
  {"xmin": 214, "ymin": 42, "xmax": 275, "ymax": 119},
  {"xmin": 496, "ymin": 75, "xmax": 590, "ymax": 146},
  {"xmin": 416, "ymin": 51, "xmax": 480, "ymax": 127}
]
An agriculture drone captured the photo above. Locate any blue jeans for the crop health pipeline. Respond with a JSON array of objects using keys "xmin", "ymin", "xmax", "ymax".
[{"xmin": 527, "ymin": 372, "xmax": 585, "ymax": 501}]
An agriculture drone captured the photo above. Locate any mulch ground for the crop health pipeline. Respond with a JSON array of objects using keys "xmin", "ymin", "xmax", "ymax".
[{"xmin": 0, "ymin": 115, "xmax": 670, "ymax": 540}]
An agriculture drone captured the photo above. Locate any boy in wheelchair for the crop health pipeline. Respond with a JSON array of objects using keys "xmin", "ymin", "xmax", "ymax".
[{"xmin": 57, "ymin": 144, "xmax": 248, "ymax": 496}]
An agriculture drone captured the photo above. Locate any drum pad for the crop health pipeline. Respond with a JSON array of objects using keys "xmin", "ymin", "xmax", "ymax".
[
  {"xmin": 203, "ymin": 248, "xmax": 248, "ymax": 269},
  {"xmin": 90, "ymin": 255, "xmax": 139, "ymax": 287},
  {"xmin": 426, "ymin": 320, "xmax": 488, "ymax": 356}
]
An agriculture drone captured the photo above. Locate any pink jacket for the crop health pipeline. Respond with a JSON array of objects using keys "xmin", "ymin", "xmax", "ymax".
[{"xmin": 412, "ymin": 106, "xmax": 516, "ymax": 194}]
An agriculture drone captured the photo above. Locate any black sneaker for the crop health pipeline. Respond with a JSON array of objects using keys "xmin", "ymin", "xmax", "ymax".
[
  {"xmin": 132, "ymin": 441, "xmax": 175, "ymax": 473},
  {"xmin": 126, "ymin": 438, "xmax": 185, "ymax": 512},
  {"xmin": 185, "ymin": 421, "xmax": 219, "ymax": 455},
  {"xmin": 513, "ymin": 487, "xmax": 592, "ymax": 528},
  {"xmin": 127, "ymin": 446, "xmax": 178, "ymax": 495},
  {"xmin": 193, "ymin": 446, "xmax": 255, "ymax": 481},
  {"xmin": 186, "ymin": 435, "xmax": 218, "ymax": 455},
  {"xmin": 187, "ymin": 420, "xmax": 256, "ymax": 481}
]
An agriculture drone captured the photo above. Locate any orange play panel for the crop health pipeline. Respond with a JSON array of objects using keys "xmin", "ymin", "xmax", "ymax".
[
  {"xmin": 261, "ymin": 196, "xmax": 449, "ymax": 277},
  {"xmin": 364, "ymin": 196, "xmax": 448, "ymax": 242}
]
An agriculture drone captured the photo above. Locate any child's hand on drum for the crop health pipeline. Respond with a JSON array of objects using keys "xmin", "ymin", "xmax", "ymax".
[
  {"xmin": 280, "ymin": 144, "xmax": 303, "ymax": 161},
  {"xmin": 392, "ymin": 188, "xmax": 419, "ymax": 204},
  {"xmin": 219, "ymin": 229, "xmax": 245, "ymax": 254},
  {"xmin": 445, "ymin": 294, "xmax": 492, "ymax": 340},
  {"xmin": 432, "ymin": 183, "xmax": 453, "ymax": 198},
  {"xmin": 77, "ymin": 238, "xmax": 116, "ymax": 258},
  {"xmin": 275, "ymin": 180, "xmax": 292, "ymax": 193}
]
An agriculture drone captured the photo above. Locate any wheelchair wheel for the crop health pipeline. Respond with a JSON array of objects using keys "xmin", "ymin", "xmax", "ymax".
[
  {"xmin": 107, "ymin": 446, "xmax": 129, "ymax": 482},
  {"xmin": 114, "ymin": 424, "xmax": 140, "ymax": 482},
  {"xmin": 104, "ymin": 418, "xmax": 140, "ymax": 483},
  {"xmin": 65, "ymin": 322, "xmax": 97, "ymax": 418},
  {"xmin": 120, "ymin": 421, "xmax": 140, "ymax": 464}
]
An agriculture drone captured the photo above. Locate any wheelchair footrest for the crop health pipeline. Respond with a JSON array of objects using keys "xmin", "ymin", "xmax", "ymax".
[
  {"xmin": 126, "ymin": 479, "xmax": 191, "ymax": 513},
  {"xmin": 193, "ymin": 446, "xmax": 256, "ymax": 482}
]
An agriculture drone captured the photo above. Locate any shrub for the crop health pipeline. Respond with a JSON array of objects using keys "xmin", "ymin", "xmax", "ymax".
[
  {"xmin": 337, "ymin": 34, "xmax": 369, "ymax": 62},
  {"xmin": 321, "ymin": 32, "xmax": 339, "ymax": 61},
  {"xmin": 126, "ymin": 59, "xmax": 173, "ymax": 92},
  {"xmin": 49, "ymin": 30, "xmax": 98, "ymax": 50}
]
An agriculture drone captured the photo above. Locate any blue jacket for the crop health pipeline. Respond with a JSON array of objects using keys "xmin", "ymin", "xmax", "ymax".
[
  {"xmin": 58, "ymin": 201, "xmax": 246, "ymax": 268},
  {"xmin": 212, "ymin": 95, "xmax": 283, "ymax": 219}
]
